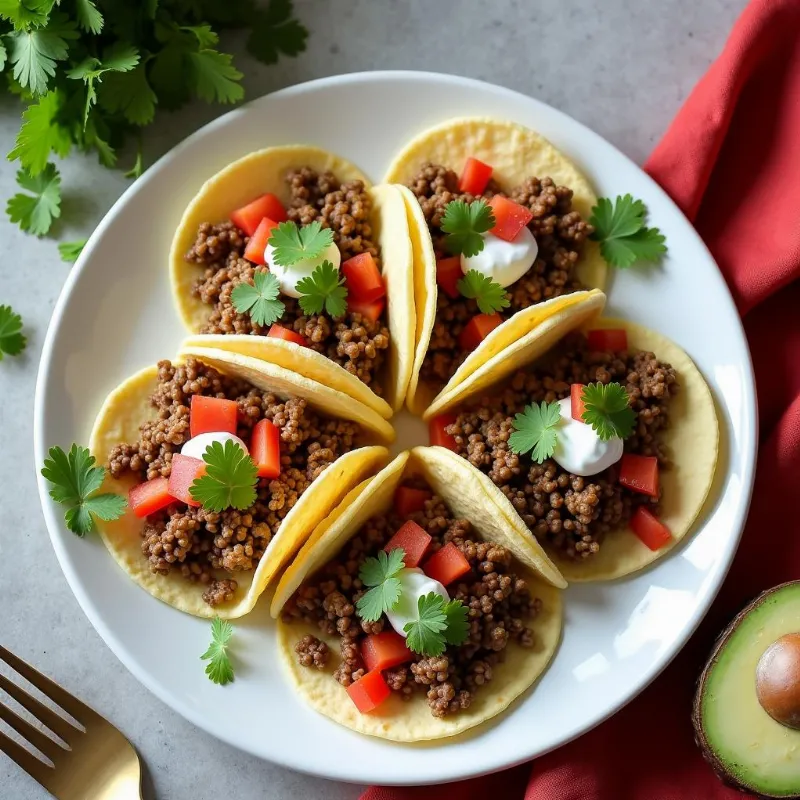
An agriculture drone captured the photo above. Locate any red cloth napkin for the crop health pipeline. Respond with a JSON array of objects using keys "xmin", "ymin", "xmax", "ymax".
[{"xmin": 364, "ymin": 1, "xmax": 800, "ymax": 798}]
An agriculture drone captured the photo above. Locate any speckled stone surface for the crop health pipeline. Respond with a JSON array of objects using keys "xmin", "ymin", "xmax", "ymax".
[{"xmin": 0, "ymin": 1, "xmax": 746, "ymax": 797}]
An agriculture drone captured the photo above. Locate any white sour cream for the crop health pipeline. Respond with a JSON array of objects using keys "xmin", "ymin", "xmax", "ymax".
[
  {"xmin": 180, "ymin": 431, "xmax": 249, "ymax": 461},
  {"xmin": 264, "ymin": 240, "xmax": 341, "ymax": 299},
  {"xmin": 460, "ymin": 228, "xmax": 538, "ymax": 289},
  {"xmin": 552, "ymin": 397, "xmax": 623, "ymax": 477},
  {"xmin": 386, "ymin": 568, "xmax": 450, "ymax": 638}
]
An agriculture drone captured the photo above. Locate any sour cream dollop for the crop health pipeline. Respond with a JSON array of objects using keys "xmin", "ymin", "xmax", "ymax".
[
  {"xmin": 385, "ymin": 568, "xmax": 449, "ymax": 638},
  {"xmin": 180, "ymin": 431, "xmax": 249, "ymax": 461},
  {"xmin": 552, "ymin": 397, "xmax": 623, "ymax": 477},
  {"xmin": 265, "ymin": 240, "xmax": 341, "ymax": 299},
  {"xmin": 460, "ymin": 228, "xmax": 538, "ymax": 289}
]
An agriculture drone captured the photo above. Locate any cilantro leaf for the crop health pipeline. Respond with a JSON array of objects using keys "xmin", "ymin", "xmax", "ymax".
[
  {"xmin": 356, "ymin": 548, "xmax": 406, "ymax": 622},
  {"xmin": 7, "ymin": 163, "xmax": 61, "ymax": 236},
  {"xmin": 201, "ymin": 617, "xmax": 235, "ymax": 685},
  {"xmin": 74, "ymin": 0, "xmax": 103, "ymax": 33},
  {"xmin": 0, "ymin": 305, "xmax": 27, "ymax": 360},
  {"xmin": 508, "ymin": 401, "xmax": 562, "ymax": 463},
  {"xmin": 0, "ymin": 39, "xmax": 7, "ymax": 71},
  {"xmin": 98, "ymin": 63, "xmax": 156, "ymax": 125},
  {"xmin": 246, "ymin": 0, "xmax": 308, "ymax": 65},
  {"xmin": 189, "ymin": 439, "xmax": 258, "ymax": 512},
  {"xmin": 231, "ymin": 270, "xmax": 284, "ymax": 327},
  {"xmin": 8, "ymin": 90, "xmax": 72, "ymax": 175},
  {"xmin": 404, "ymin": 593, "xmax": 448, "ymax": 657},
  {"xmin": 296, "ymin": 261, "xmax": 348, "ymax": 317},
  {"xmin": 457, "ymin": 269, "xmax": 510, "ymax": 315},
  {"xmin": 442, "ymin": 599, "xmax": 469, "ymax": 646},
  {"xmin": 440, "ymin": 199, "xmax": 495, "ymax": 257},
  {"xmin": 268, "ymin": 220, "xmax": 334, "ymax": 267},
  {"xmin": 590, "ymin": 195, "xmax": 667, "ymax": 268},
  {"xmin": 40, "ymin": 444, "xmax": 127, "ymax": 536},
  {"xmin": 581, "ymin": 382, "xmax": 636, "ymax": 441},
  {"xmin": 187, "ymin": 49, "xmax": 243, "ymax": 104},
  {"xmin": 182, "ymin": 24, "xmax": 218, "ymax": 48},
  {"xmin": 58, "ymin": 239, "xmax": 87, "ymax": 263},
  {"xmin": 0, "ymin": 0, "xmax": 55, "ymax": 30}
]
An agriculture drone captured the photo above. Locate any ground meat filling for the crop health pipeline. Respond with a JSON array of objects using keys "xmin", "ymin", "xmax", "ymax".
[
  {"xmin": 445, "ymin": 335, "xmax": 677, "ymax": 559},
  {"xmin": 284, "ymin": 493, "xmax": 543, "ymax": 718},
  {"xmin": 185, "ymin": 168, "xmax": 390, "ymax": 393},
  {"xmin": 407, "ymin": 164, "xmax": 594, "ymax": 392},
  {"xmin": 107, "ymin": 358, "xmax": 361, "ymax": 605}
]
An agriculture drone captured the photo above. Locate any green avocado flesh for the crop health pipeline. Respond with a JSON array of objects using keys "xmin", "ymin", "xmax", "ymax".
[{"xmin": 698, "ymin": 582, "xmax": 800, "ymax": 797}]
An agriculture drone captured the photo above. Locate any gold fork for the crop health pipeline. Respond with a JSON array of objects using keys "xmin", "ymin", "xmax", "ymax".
[{"xmin": 0, "ymin": 645, "xmax": 142, "ymax": 799}]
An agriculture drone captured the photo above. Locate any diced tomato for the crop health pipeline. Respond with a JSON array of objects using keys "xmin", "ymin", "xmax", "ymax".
[
  {"xmin": 619, "ymin": 454, "xmax": 659, "ymax": 497},
  {"xmin": 459, "ymin": 313, "xmax": 503, "ymax": 352},
  {"xmin": 341, "ymin": 252, "xmax": 385, "ymax": 303},
  {"xmin": 571, "ymin": 383, "xmax": 587, "ymax": 422},
  {"xmin": 348, "ymin": 297, "xmax": 385, "ymax": 323},
  {"xmin": 436, "ymin": 256, "xmax": 462, "ymax": 300},
  {"xmin": 167, "ymin": 454, "xmax": 205, "ymax": 507},
  {"xmin": 458, "ymin": 157, "xmax": 493, "ymax": 195},
  {"xmin": 393, "ymin": 485, "xmax": 432, "ymax": 517},
  {"xmin": 190, "ymin": 395, "xmax": 238, "ymax": 439},
  {"xmin": 488, "ymin": 195, "xmax": 534, "ymax": 242},
  {"xmin": 587, "ymin": 329, "xmax": 629, "ymax": 352},
  {"xmin": 230, "ymin": 193, "xmax": 287, "ymax": 235},
  {"xmin": 423, "ymin": 542, "xmax": 471, "ymax": 586},
  {"xmin": 267, "ymin": 324, "xmax": 307, "ymax": 347},
  {"xmin": 346, "ymin": 669, "xmax": 391, "ymax": 713},
  {"xmin": 384, "ymin": 520, "xmax": 433, "ymax": 568},
  {"xmin": 361, "ymin": 631, "xmax": 413, "ymax": 673},
  {"xmin": 129, "ymin": 477, "xmax": 175, "ymax": 519},
  {"xmin": 250, "ymin": 418, "xmax": 281, "ymax": 479},
  {"xmin": 243, "ymin": 216, "xmax": 279, "ymax": 265},
  {"xmin": 629, "ymin": 506, "xmax": 672, "ymax": 551},
  {"xmin": 428, "ymin": 413, "xmax": 458, "ymax": 451}
]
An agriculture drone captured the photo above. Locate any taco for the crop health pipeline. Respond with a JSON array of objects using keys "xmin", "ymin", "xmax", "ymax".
[
  {"xmin": 170, "ymin": 146, "xmax": 415, "ymax": 418},
  {"xmin": 89, "ymin": 347, "xmax": 392, "ymax": 618},
  {"xmin": 426, "ymin": 309, "xmax": 719, "ymax": 582},
  {"xmin": 273, "ymin": 447, "xmax": 563, "ymax": 741},
  {"xmin": 383, "ymin": 117, "xmax": 607, "ymax": 415}
]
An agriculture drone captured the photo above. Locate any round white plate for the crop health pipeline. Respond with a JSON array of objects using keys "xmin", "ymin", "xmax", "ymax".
[{"xmin": 35, "ymin": 72, "xmax": 757, "ymax": 786}]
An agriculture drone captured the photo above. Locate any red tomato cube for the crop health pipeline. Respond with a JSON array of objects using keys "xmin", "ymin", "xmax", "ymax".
[
  {"xmin": 267, "ymin": 324, "xmax": 307, "ymax": 347},
  {"xmin": 348, "ymin": 297, "xmax": 385, "ymax": 323},
  {"xmin": 361, "ymin": 631, "xmax": 413, "ymax": 673},
  {"xmin": 488, "ymin": 195, "xmax": 534, "ymax": 242},
  {"xmin": 436, "ymin": 256, "xmax": 462, "ymax": 299},
  {"xmin": 571, "ymin": 384, "xmax": 587, "ymax": 422},
  {"xmin": 346, "ymin": 669, "xmax": 391, "ymax": 713},
  {"xmin": 230, "ymin": 193, "xmax": 287, "ymax": 235},
  {"xmin": 428, "ymin": 413, "xmax": 458, "ymax": 451},
  {"xmin": 384, "ymin": 520, "xmax": 433, "ymax": 568},
  {"xmin": 458, "ymin": 157, "xmax": 493, "ymax": 195},
  {"xmin": 423, "ymin": 542, "xmax": 471, "ymax": 586},
  {"xmin": 619, "ymin": 454, "xmax": 659, "ymax": 497},
  {"xmin": 629, "ymin": 506, "xmax": 672, "ymax": 551},
  {"xmin": 341, "ymin": 252, "xmax": 385, "ymax": 303},
  {"xmin": 168, "ymin": 454, "xmax": 206, "ymax": 507},
  {"xmin": 393, "ymin": 485, "xmax": 432, "ymax": 517},
  {"xmin": 250, "ymin": 418, "xmax": 281, "ymax": 479},
  {"xmin": 243, "ymin": 217, "xmax": 279, "ymax": 265},
  {"xmin": 586, "ymin": 329, "xmax": 629, "ymax": 352},
  {"xmin": 459, "ymin": 313, "xmax": 503, "ymax": 352},
  {"xmin": 129, "ymin": 477, "xmax": 174, "ymax": 519},
  {"xmin": 189, "ymin": 395, "xmax": 238, "ymax": 439}
]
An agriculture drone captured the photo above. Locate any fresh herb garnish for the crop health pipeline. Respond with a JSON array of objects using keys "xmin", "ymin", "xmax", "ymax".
[
  {"xmin": 268, "ymin": 220, "xmax": 334, "ymax": 267},
  {"xmin": 589, "ymin": 195, "xmax": 667, "ymax": 268},
  {"xmin": 0, "ymin": 305, "xmax": 26, "ymax": 360},
  {"xmin": 189, "ymin": 439, "xmax": 258, "ymax": 512},
  {"xmin": 231, "ymin": 270, "xmax": 285, "ymax": 327},
  {"xmin": 356, "ymin": 548, "xmax": 406, "ymax": 622},
  {"xmin": 296, "ymin": 261, "xmax": 348, "ymax": 317},
  {"xmin": 6, "ymin": 163, "xmax": 61, "ymax": 236},
  {"xmin": 201, "ymin": 617, "xmax": 234, "ymax": 685},
  {"xmin": 58, "ymin": 239, "xmax": 87, "ymax": 263},
  {"xmin": 508, "ymin": 401, "xmax": 562, "ymax": 463},
  {"xmin": 440, "ymin": 199, "xmax": 495, "ymax": 257},
  {"xmin": 41, "ymin": 444, "xmax": 127, "ymax": 536},
  {"xmin": 457, "ymin": 269, "xmax": 510, "ymax": 315},
  {"xmin": 442, "ymin": 599, "xmax": 470, "ymax": 645},
  {"xmin": 404, "ymin": 593, "xmax": 469, "ymax": 657},
  {"xmin": 581, "ymin": 382, "xmax": 636, "ymax": 441}
]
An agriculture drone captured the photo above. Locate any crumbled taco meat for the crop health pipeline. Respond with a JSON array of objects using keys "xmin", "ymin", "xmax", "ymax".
[
  {"xmin": 445, "ymin": 335, "xmax": 676, "ymax": 559},
  {"xmin": 107, "ymin": 358, "xmax": 361, "ymax": 605},
  {"xmin": 283, "ymin": 491, "xmax": 542, "ymax": 718},
  {"xmin": 407, "ymin": 164, "xmax": 594, "ymax": 392},
  {"xmin": 185, "ymin": 169, "xmax": 390, "ymax": 394}
]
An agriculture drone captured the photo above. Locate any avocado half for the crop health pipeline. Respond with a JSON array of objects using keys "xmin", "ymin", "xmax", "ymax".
[{"xmin": 693, "ymin": 582, "xmax": 800, "ymax": 798}]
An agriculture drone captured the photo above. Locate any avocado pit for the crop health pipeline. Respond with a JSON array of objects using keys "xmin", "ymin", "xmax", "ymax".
[{"xmin": 756, "ymin": 632, "xmax": 800, "ymax": 730}]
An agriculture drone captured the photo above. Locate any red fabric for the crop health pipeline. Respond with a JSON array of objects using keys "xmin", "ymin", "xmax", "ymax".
[{"xmin": 363, "ymin": 1, "xmax": 800, "ymax": 798}]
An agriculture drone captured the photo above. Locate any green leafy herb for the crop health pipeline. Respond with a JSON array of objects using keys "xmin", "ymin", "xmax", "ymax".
[
  {"xmin": 296, "ymin": 261, "xmax": 348, "ymax": 317},
  {"xmin": 58, "ymin": 238, "xmax": 87, "ymax": 263},
  {"xmin": 7, "ymin": 90, "xmax": 71, "ymax": 175},
  {"xmin": 189, "ymin": 439, "xmax": 258, "ymax": 512},
  {"xmin": 74, "ymin": 0, "xmax": 103, "ymax": 35},
  {"xmin": 6, "ymin": 163, "xmax": 61, "ymax": 235},
  {"xmin": 440, "ymin": 199, "xmax": 495, "ymax": 257},
  {"xmin": 356, "ymin": 548, "xmax": 406, "ymax": 623},
  {"xmin": 201, "ymin": 618, "xmax": 234, "ymax": 685},
  {"xmin": 508, "ymin": 401, "xmax": 562, "ymax": 463},
  {"xmin": 268, "ymin": 220, "xmax": 334, "ymax": 267},
  {"xmin": 40, "ymin": 444, "xmax": 126, "ymax": 536},
  {"xmin": 403, "ymin": 593, "xmax": 471, "ymax": 657},
  {"xmin": 589, "ymin": 195, "xmax": 667, "ymax": 268},
  {"xmin": 231, "ymin": 270, "xmax": 285, "ymax": 327},
  {"xmin": 457, "ymin": 269, "xmax": 510, "ymax": 315},
  {"xmin": 246, "ymin": 0, "xmax": 308, "ymax": 65},
  {"xmin": 581, "ymin": 382, "xmax": 636, "ymax": 441},
  {"xmin": 0, "ymin": 304, "xmax": 26, "ymax": 360},
  {"xmin": 442, "ymin": 599, "xmax": 469, "ymax": 646}
]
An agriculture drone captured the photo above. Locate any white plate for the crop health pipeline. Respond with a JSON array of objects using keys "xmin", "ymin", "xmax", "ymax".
[{"xmin": 34, "ymin": 72, "xmax": 757, "ymax": 786}]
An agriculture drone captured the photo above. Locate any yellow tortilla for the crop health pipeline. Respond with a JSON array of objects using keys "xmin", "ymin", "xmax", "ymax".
[
  {"xmin": 88, "ymin": 353, "xmax": 390, "ymax": 619},
  {"xmin": 169, "ymin": 147, "xmax": 415, "ymax": 417},
  {"xmin": 274, "ymin": 447, "xmax": 563, "ymax": 741}
]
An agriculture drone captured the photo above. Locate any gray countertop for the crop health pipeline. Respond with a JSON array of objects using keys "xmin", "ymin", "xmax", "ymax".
[{"xmin": 1, "ymin": 1, "xmax": 746, "ymax": 797}]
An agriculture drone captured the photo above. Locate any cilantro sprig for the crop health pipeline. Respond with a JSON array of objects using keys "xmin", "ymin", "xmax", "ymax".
[
  {"xmin": 201, "ymin": 617, "xmax": 235, "ymax": 685},
  {"xmin": 189, "ymin": 439, "xmax": 258, "ymax": 512},
  {"xmin": 441, "ymin": 200, "xmax": 495, "ymax": 257},
  {"xmin": 231, "ymin": 270, "xmax": 285, "ymax": 328},
  {"xmin": 296, "ymin": 261, "xmax": 348, "ymax": 317},
  {"xmin": 457, "ymin": 269, "xmax": 510, "ymax": 315},
  {"xmin": 356, "ymin": 548, "xmax": 406, "ymax": 622},
  {"xmin": 589, "ymin": 195, "xmax": 667, "ymax": 268},
  {"xmin": 0, "ymin": 305, "xmax": 27, "ymax": 361},
  {"xmin": 6, "ymin": 163, "xmax": 61, "ymax": 236},
  {"xmin": 508, "ymin": 401, "xmax": 562, "ymax": 463},
  {"xmin": 581, "ymin": 382, "xmax": 636, "ymax": 441},
  {"xmin": 41, "ymin": 444, "xmax": 127, "ymax": 536},
  {"xmin": 268, "ymin": 220, "xmax": 334, "ymax": 267},
  {"xmin": 404, "ymin": 594, "xmax": 469, "ymax": 657}
]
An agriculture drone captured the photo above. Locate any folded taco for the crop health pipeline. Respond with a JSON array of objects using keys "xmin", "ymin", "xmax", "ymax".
[
  {"xmin": 170, "ymin": 146, "xmax": 415, "ymax": 418},
  {"xmin": 273, "ymin": 447, "xmax": 563, "ymax": 741},
  {"xmin": 89, "ymin": 347, "xmax": 392, "ymax": 618},
  {"xmin": 384, "ymin": 118, "xmax": 607, "ymax": 415}
]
